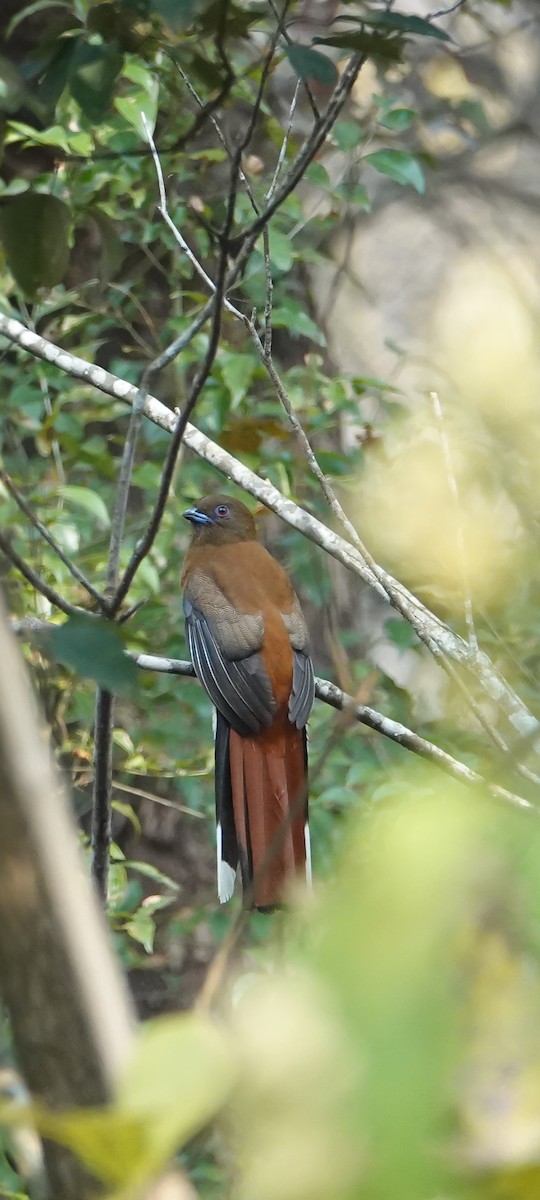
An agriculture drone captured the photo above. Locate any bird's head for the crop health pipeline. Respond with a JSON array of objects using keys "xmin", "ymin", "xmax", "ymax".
[{"xmin": 183, "ymin": 494, "xmax": 257, "ymax": 544}]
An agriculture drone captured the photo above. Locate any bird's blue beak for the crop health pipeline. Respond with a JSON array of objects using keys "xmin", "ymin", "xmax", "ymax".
[{"xmin": 183, "ymin": 506, "xmax": 214, "ymax": 526}]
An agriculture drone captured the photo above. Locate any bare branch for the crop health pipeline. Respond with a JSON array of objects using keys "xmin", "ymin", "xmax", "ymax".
[
  {"xmin": 238, "ymin": 51, "xmax": 365, "ymax": 244},
  {"xmin": 1, "ymin": 313, "xmax": 538, "ymax": 748},
  {"xmin": 10, "ymin": 623, "xmax": 535, "ymax": 816},
  {"xmin": 428, "ymin": 0, "xmax": 467, "ymax": 17},
  {"xmin": 315, "ymin": 677, "xmax": 532, "ymax": 812},
  {"xmin": 91, "ymin": 688, "xmax": 114, "ymax": 899},
  {"xmin": 0, "ymin": 529, "xmax": 86, "ymax": 619},
  {"xmin": 0, "ymin": 587, "xmax": 134, "ymax": 1198},
  {"xmin": 109, "ymin": 150, "xmax": 242, "ymax": 615},
  {"xmin": 266, "ymin": 79, "xmax": 300, "ymax": 201}
]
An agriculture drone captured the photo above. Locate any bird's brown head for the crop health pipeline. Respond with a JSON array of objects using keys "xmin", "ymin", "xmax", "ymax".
[{"xmin": 183, "ymin": 494, "xmax": 257, "ymax": 545}]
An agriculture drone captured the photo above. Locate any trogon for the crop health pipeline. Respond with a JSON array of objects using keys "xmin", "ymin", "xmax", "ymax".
[{"xmin": 181, "ymin": 494, "xmax": 315, "ymax": 910}]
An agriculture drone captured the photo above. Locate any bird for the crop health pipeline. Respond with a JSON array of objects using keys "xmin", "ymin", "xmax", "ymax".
[{"xmin": 181, "ymin": 494, "xmax": 315, "ymax": 910}]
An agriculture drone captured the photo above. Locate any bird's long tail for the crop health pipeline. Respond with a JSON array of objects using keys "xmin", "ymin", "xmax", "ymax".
[{"xmin": 215, "ymin": 714, "xmax": 310, "ymax": 909}]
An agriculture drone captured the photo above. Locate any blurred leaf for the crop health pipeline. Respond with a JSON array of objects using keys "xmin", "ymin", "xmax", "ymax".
[
  {"xmin": 123, "ymin": 860, "xmax": 179, "ymax": 890},
  {"xmin": 5, "ymin": 0, "xmax": 72, "ymax": 38},
  {"xmin": 379, "ymin": 106, "xmax": 415, "ymax": 131},
  {"xmin": 125, "ymin": 906, "xmax": 156, "ymax": 952},
  {"xmin": 268, "ymin": 228, "xmax": 294, "ymax": 272},
  {"xmin": 364, "ymin": 149, "xmax": 425, "ymax": 193},
  {"xmin": 69, "ymin": 38, "xmax": 124, "ymax": 122},
  {"xmin": 0, "ymin": 193, "xmax": 71, "ymax": 296},
  {"xmin": 385, "ymin": 616, "xmax": 418, "ymax": 650},
  {"xmin": 333, "ymin": 9, "xmax": 452, "ymax": 42},
  {"xmin": 273, "ymin": 303, "xmax": 326, "ymax": 345},
  {"xmin": 0, "ymin": 56, "xmax": 33, "ymax": 114},
  {"xmin": 57, "ymin": 484, "xmax": 111, "ymax": 528},
  {"xmin": 313, "ymin": 30, "xmax": 406, "ymax": 64},
  {"xmin": 115, "ymin": 89, "xmax": 158, "ymax": 137},
  {"xmin": 221, "ymin": 354, "xmax": 257, "ymax": 406},
  {"xmin": 284, "ymin": 44, "xmax": 338, "ymax": 86},
  {"xmin": 50, "ymin": 615, "xmax": 139, "ymax": 696},
  {"xmin": 332, "ymin": 119, "xmax": 363, "ymax": 151}
]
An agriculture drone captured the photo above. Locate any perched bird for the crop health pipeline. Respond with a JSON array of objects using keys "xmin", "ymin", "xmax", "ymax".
[{"xmin": 182, "ymin": 494, "xmax": 315, "ymax": 910}]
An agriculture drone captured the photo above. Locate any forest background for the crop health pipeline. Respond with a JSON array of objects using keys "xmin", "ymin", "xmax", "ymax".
[{"xmin": 2, "ymin": 0, "xmax": 540, "ymax": 1198}]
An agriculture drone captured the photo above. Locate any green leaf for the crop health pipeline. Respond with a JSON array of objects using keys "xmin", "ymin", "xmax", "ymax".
[
  {"xmin": 57, "ymin": 484, "xmax": 111, "ymax": 528},
  {"xmin": 5, "ymin": 0, "xmax": 71, "ymax": 39},
  {"xmin": 149, "ymin": 0, "xmax": 211, "ymax": 29},
  {"xmin": 0, "ymin": 56, "xmax": 31, "ymax": 114},
  {"xmin": 125, "ymin": 907, "xmax": 156, "ymax": 953},
  {"xmin": 335, "ymin": 180, "xmax": 371, "ymax": 210},
  {"xmin": 379, "ymin": 106, "xmax": 415, "ymax": 132},
  {"xmin": 123, "ymin": 861, "xmax": 179, "ymax": 891},
  {"xmin": 6, "ymin": 120, "xmax": 71, "ymax": 151},
  {"xmin": 118, "ymin": 1013, "xmax": 235, "ymax": 1145},
  {"xmin": 221, "ymin": 354, "xmax": 257, "ymax": 407},
  {"xmin": 69, "ymin": 37, "xmax": 124, "ymax": 122},
  {"xmin": 364, "ymin": 149, "xmax": 425, "ymax": 194},
  {"xmin": 313, "ymin": 31, "xmax": 406, "ymax": 63},
  {"xmin": 333, "ymin": 9, "xmax": 452, "ymax": 42},
  {"xmin": 268, "ymin": 228, "xmax": 294, "ymax": 272},
  {"xmin": 0, "ymin": 192, "xmax": 71, "ymax": 296},
  {"xmin": 50, "ymin": 615, "xmax": 139, "ymax": 696},
  {"xmin": 283, "ymin": 43, "xmax": 337, "ymax": 87},
  {"xmin": 332, "ymin": 119, "xmax": 363, "ymax": 151},
  {"xmin": 272, "ymin": 304, "xmax": 326, "ymax": 346},
  {"xmin": 28, "ymin": 1014, "xmax": 234, "ymax": 1193},
  {"xmin": 115, "ymin": 79, "xmax": 159, "ymax": 138},
  {"xmin": 385, "ymin": 617, "xmax": 418, "ymax": 651}
]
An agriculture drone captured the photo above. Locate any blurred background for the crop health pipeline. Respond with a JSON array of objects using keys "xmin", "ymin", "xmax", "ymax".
[{"xmin": 2, "ymin": 1, "xmax": 540, "ymax": 1196}]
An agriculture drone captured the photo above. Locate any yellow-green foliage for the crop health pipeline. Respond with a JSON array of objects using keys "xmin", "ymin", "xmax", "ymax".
[{"xmin": 5, "ymin": 778, "xmax": 540, "ymax": 1200}]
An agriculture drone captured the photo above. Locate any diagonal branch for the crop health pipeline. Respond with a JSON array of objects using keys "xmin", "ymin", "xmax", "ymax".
[
  {"xmin": 108, "ymin": 151, "xmax": 242, "ymax": 617},
  {"xmin": 0, "ymin": 470, "xmax": 106, "ymax": 611},
  {"xmin": 0, "ymin": 312, "xmax": 538, "ymax": 751},
  {"xmin": 11, "ymin": 621, "xmax": 534, "ymax": 817},
  {"xmin": 0, "ymin": 530, "xmax": 87, "ymax": 619}
]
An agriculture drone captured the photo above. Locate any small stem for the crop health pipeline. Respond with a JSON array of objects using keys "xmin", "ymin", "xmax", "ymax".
[
  {"xmin": 0, "ymin": 470, "xmax": 106, "ymax": 610},
  {"xmin": 91, "ymin": 688, "xmax": 114, "ymax": 900},
  {"xmin": 0, "ymin": 530, "xmax": 85, "ymax": 618}
]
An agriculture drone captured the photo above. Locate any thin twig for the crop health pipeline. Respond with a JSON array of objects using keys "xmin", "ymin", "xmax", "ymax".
[
  {"xmin": 428, "ymin": 0, "xmax": 467, "ymax": 17},
  {"xmin": 105, "ymin": 386, "xmax": 146, "ymax": 600},
  {"xmin": 1, "ymin": 313, "xmax": 538, "ymax": 746},
  {"xmin": 237, "ymin": 50, "xmax": 365, "ymax": 244},
  {"xmin": 0, "ymin": 531, "xmax": 86, "ymax": 618},
  {"xmin": 112, "ymin": 778, "xmax": 206, "ymax": 820},
  {"xmin": 91, "ymin": 688, "xmax": 114, "ymax": 899},
  {"xmin": 266, "ymin": 79, "xmax": 300, "ymax": 200},
  {"xmin": 109, "ymin": 149, "xmax": 242, "ymax": 615},
  {"xmin": 0, "ymin": 470, "xmax": 106, "ymax": 610},
  {"xmin": 10, "ymin": 623, "xmax": 536, "ymax": 813},
  {"xmin": 268, "ymin": 0, "xmax": 319, "ymax": 119}
]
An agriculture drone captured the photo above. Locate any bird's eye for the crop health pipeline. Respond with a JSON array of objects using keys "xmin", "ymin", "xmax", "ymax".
[{"xmin": 215, "ymin": 503, "xmax": 230, "ymax": 519}]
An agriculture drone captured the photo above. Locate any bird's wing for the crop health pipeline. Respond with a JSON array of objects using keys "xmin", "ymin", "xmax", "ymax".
[
  {"xmin": 183, "ymin": 571, "xmax": 277, "ymax": 736},
  {"xmin": 282, "ymin": 594, "xmax": 315, "ymax": 729},
  {"xmin": 289, "ymin": 649, "xmax": 315, "ymax": 729}
]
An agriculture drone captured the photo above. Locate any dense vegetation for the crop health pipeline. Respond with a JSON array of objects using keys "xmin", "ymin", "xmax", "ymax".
[{"xmin": 2, "ymin": 1, "xmax": 540, "ymax": 1198}]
